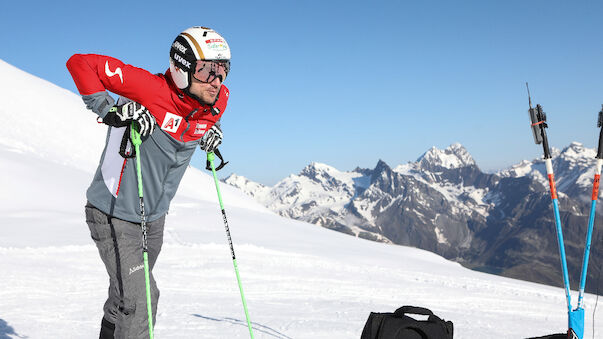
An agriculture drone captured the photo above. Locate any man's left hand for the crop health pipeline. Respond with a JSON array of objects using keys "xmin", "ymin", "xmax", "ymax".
[{"xmin": 200, "ymin": 125, "xmax": 223, "ymax": 153}]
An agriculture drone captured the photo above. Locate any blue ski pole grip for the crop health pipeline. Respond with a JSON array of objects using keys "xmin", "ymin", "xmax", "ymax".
[{"xmin": 569, "ymin": 308, "xmax": 584, "ymax": 339}]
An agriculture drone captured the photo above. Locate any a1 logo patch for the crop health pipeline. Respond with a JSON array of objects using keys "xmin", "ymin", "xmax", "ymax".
[{"xmin": 161, "ymin": 113, "xmax": 182, "ymax": 133}]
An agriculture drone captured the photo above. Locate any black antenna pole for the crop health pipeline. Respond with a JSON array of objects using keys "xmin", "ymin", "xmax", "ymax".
[{"xmin": 526, "ymin": 82, "xmax": 533, "ymax": 109}]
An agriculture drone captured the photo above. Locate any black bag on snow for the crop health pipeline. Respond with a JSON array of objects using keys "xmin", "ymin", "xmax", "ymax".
[
  {"xmin": 361, "ymin": 305, "xmax": 453, "ymax": 339},
  {"xmin": 525, "ymin": 334, "xmax": 569, "ymax": 339}
]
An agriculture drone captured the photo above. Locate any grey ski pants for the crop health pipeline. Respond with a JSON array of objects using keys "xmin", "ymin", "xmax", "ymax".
[{"xmin": 85, "ymin": 202, "xmax": 165, "ymax": 339}]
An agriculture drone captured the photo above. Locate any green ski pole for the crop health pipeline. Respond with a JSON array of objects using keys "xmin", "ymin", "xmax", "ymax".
[
  {"xmin": 207, "ymin": 151, "xmax": 254, "ymax": 339},
  {"xmin": 131, "ymin": 125, "xmax": 155, "ymax": 339}
]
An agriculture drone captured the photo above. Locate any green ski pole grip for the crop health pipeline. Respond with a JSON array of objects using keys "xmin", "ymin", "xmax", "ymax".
[{"xmin": 131, "ymin": 125, "xmax": 143, "ymax": 197}]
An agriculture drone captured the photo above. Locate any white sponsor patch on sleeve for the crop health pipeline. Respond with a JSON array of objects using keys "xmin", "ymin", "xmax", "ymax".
[
  {"xmin": 104, "ymin": 61, "xmax": 124, "ymax": 83},
  {"xmin": 194, "ymin": 123, "xmax": 207, "ymax": 135}
]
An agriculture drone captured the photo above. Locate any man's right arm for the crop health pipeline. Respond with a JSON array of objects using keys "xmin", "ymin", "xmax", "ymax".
[{"xmin": 66, "ymin": 54, "xmax": 161, "ymax": 118}]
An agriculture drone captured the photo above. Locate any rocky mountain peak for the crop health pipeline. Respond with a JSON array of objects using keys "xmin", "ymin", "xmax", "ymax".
[
  {"xmin": 417, "ymin": 143, "xmax": 476, "ymax": 171},
  {"xmin": 373, "ymin": 159, "xmax": 391, "ymax": 172},
  {"xmin": 300, "ymin": 162, "xmax": 340, "ymax": 181},
  {"xmin": 353, "ymin": 166, "xmax": 373, "ymax": 176},
  {"xmin": 224, "ymin": 173, "xmax": 251, "ymax": 186},
  {"xmin": 559, "ymin": 141, "xmax": 595, "ymax": 160},
  {"xmin": 223, "ymin": 173, "xmax": 267, "ymax": 198}
]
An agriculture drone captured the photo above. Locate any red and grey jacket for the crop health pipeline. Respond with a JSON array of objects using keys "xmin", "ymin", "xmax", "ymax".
[{"xmin": 67, "ymin": 54, "xmax": 229, "ymax": 222}]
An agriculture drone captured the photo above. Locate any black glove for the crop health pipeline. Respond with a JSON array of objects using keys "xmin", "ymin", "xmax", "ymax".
[
  {"xmin": 200, "ymin": 124, "xmax": 223, "ymax": 153},
  {"xmin": 103, "ymin": 102, "xmax": 156, "ymax": 138}
]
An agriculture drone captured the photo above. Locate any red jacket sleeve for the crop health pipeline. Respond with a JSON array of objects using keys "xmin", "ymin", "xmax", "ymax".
[{"xmin": 66, "ymin": 54, "xmax": 162, "ymax": 105}]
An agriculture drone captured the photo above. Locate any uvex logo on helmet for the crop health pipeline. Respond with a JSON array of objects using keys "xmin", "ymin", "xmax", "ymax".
[
  {"xmin": 172, "ymin": 40, "xmax": 187, "ymax": 54},
  {"xmin": 170, "ymin": 35, "xmax": 195, "ymax": 72},
  {"xmin": 172, "ymin": 53, "xmax": 191, "ymax": 70}
]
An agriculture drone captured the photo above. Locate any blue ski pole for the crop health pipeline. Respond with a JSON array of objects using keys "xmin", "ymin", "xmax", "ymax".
[
  {"xmin": 577, "ymin": 106, "xmax": 603, "ymax": 310},
  {"xmin": 568, "ymin": 107, "xmax": 603, "ymax": 339},
  {"xmin": 526, "ymin": 84, "xmax": 578, "ymax": 338}
]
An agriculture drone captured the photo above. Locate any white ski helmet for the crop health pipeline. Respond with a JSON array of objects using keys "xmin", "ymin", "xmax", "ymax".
[{"xmin": 169, "ymin": 26, "xmax": 231, "ymax": 90}]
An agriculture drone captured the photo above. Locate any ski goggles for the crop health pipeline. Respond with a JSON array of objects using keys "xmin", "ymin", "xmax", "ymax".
[{"xmin": 193, "ymin": 60, "xmax": 230, "ymax": 83}]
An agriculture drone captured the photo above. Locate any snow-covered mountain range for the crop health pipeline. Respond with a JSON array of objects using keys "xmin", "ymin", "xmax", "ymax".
[
  {"xmin": 226, "ymin": 142, "xmax": 603, "ymax": 293},
  {"xmin": 2, "ymin": 58, "xmax": 603, "ymax": 338}
]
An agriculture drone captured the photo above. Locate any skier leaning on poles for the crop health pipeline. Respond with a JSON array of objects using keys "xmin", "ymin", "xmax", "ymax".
[{"xmin": 66, "ymin": 26, "xmax": 231, "ymax": 338}]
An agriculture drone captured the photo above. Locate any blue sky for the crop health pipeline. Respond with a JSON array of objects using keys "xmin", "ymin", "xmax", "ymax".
[{"xmin": 1, "ymin": 1, "xmax": 603, "ymax": 185}]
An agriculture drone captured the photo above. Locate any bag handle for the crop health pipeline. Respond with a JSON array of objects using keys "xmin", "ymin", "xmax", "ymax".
[{"xmin": 394, "ymin": 306, "xmax": 434, "ymax": 317}]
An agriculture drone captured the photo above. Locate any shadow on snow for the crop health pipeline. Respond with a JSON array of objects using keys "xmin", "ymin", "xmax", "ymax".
[
  {"xmin": 0, "ymin": 319, "xmax": 26, "ymax": 339},
  {"xmin": 191, "ymin": 314, "xmax": 292, "ymax": 339}
]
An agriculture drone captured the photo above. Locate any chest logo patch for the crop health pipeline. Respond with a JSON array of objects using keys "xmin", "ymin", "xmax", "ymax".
[{"xmin": 161, "ymin": 113, "xmax": 182, "ymax": 133}]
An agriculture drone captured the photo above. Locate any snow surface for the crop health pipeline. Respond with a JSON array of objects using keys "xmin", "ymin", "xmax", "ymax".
[{"xmin": 1, "ymin": 59, "xmax": 603, "ymax": 338}]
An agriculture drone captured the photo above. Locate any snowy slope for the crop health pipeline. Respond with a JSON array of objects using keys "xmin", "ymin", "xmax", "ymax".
[
  {"xmin": 1, "ymin": 59, "xmax": 603, "ymax": 338},
  {"xmin": 0, "ymin": 59, "xmax": 106, "ymax": 172}
]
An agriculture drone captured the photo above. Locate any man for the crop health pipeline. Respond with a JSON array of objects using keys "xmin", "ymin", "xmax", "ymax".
[{"xmin": 66, "ymin": 26, "xmax": 231, "ymax": 338}]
